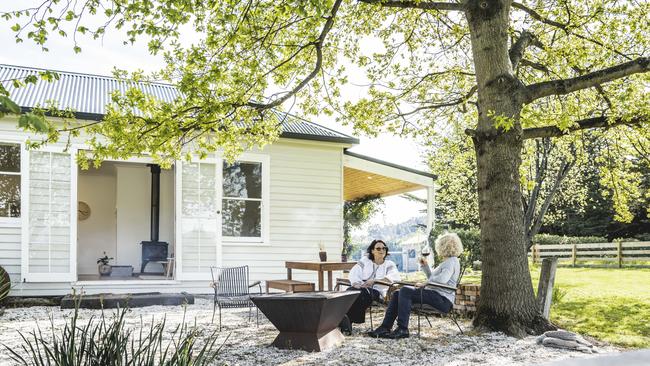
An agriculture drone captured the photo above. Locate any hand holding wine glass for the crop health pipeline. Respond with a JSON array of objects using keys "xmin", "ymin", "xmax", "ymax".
[{"xmin": 419, "ymin": 245, "xmax": 431, "ymax": 265}]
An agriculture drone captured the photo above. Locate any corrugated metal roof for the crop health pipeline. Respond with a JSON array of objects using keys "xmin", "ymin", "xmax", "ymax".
[{"xmin": 0, "ymin": 64, "xmax": 358, "ymax": 144}]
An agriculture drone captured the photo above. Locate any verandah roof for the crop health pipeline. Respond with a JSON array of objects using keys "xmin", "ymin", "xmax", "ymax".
[{"xmin": 343, "ymin": 150, "xmax": 435, "ymax": 201}]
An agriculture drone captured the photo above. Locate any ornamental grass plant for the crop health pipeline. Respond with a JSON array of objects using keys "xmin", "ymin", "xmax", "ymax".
[{"xmin": 5, "ymin": 302, "xmax": 227, "ymax": 366}]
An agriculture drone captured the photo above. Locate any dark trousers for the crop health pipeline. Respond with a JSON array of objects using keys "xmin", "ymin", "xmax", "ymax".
[
  {"xmin": 345, "ymin": 287, "xmax": 382, "ymax": 323},
  {"xmin": 380, "ymin": 286, "xmax": 453, "ymax": 330}
]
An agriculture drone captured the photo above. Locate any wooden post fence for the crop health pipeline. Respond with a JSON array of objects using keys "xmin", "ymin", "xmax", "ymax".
[
  {"xmin": 571, "ymin": 244, "xmax": 577, "ymax": 267},
  {"xmin": 528, "ymin": 241, "xmax": 650, "ymax": 266}
]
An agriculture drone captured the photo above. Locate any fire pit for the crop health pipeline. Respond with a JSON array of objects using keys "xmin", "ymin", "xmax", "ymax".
[{"xmin": 251, "ymin": 291, "xmax": 358, "ymax": 352}]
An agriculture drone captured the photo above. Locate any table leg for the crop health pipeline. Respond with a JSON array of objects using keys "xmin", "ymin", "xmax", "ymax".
[
  {"xmin": 327, "ymin": 271, "xmax": 333, "ymax": 291},
  {"xmin": 287, "ymin": 268, "xmax": 292, "ymax": 280},
  {"xmin": 318, "ymin": 271, "xmax": 324, "ymax": 291}
]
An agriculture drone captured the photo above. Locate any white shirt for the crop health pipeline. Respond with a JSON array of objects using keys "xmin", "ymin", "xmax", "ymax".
[{"xmin": 349, "ymin": 256, "xmax": 401, "ymax": 297}]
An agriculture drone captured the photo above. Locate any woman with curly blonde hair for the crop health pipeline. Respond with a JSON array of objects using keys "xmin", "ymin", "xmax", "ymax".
[{"xmin": 368, "ymin": 232, "xmax": 463, "ymax": 339}]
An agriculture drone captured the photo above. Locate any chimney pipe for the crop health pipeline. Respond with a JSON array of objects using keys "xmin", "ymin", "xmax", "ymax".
[{"xmin": 148, "ymin": 164, "xmax": 161, "ymax": 242}]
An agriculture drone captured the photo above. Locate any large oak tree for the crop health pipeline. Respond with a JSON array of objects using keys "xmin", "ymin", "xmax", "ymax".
[{"xmin": 2, "ymin": 0, "xmax": 648, "ymax": 336}]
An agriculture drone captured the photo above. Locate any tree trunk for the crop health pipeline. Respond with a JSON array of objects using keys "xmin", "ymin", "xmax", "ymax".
[{"xmin": 465, "ymin": 0, "xmax": 554, "ymax": 337}]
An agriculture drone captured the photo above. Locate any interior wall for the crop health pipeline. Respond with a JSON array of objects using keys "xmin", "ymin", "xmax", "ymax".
[
  {"xmin": 77, "ymin": 165, "xmax": 117, "ymax": 275},
  {"xmin": 115, "ymin": 164, "xmax": 174, "ymax": 274}
]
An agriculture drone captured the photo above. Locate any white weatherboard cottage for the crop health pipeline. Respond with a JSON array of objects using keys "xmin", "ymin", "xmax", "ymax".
[{"xmin": 0, "ymin": 64, "xmax": 436, "ymax": 297}]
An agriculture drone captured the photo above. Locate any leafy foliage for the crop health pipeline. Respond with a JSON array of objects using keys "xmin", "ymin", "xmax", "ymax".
[
  {"xmin": 431, "ymin": 125, "xmax": 650, "ymax": 240},
  {"xmin": 343, "ymin": 194, "xmax": 383, "ymax": 257},
  {"xmin": 6, "ymin": 304, "xmax": 225, "ymax": 366}
]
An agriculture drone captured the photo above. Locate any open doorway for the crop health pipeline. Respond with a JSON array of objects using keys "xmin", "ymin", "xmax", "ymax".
[{"xmin": 76, "ymin": 161, "xmax": 175, "ymax": 281}]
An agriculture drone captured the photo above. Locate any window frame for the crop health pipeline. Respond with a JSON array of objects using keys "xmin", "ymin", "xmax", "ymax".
[
  {"xmin": 221, "ymin": 153, "xmax": 270, "ymax": 246},
  {"xmin": 0, "ymin": 140, "xmax": 23, "ymax": 225}
]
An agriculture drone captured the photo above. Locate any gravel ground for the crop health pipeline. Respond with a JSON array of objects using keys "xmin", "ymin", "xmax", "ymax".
[{"xmin": 0, "ymin": 298, "xmax": 620, "ymax": 365}]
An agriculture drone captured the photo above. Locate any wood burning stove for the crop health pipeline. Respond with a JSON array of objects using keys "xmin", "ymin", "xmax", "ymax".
[{"xmin": 140, "ymin": 164, "xmax": 169, "ymax": 274}]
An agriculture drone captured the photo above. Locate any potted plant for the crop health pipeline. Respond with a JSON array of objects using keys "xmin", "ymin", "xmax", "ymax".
[
  {"xmin": 318, "ymin": 242, "xmax": 327, "ymax": 262},
  {"xmin": 97, "ymin": 252, "xmax": 114, "ymax": 276}
]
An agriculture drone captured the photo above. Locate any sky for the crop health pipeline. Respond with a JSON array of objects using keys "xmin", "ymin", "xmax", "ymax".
[{"xmin": 0, "ymin": 12, "xmax": 429, "ymax": 225}]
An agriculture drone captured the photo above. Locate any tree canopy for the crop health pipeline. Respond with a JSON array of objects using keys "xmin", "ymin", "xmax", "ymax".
[{"xmin": 2, "ymin": 0, "xmax": 648, "ymax": 336}]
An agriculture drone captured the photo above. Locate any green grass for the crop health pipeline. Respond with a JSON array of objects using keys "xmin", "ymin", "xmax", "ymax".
[{"xmin": 456, "ymin": 266, "xmax": 650, "ymax": 348}]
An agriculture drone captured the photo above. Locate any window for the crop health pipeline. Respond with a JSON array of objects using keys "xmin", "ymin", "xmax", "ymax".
[
  {"xmin": 0, "ymin": 143, "xmax": 21, "ymax": 218},
  {"xmin": 222, "ymin": 160, "xmax": 264, "ymax": 240}
]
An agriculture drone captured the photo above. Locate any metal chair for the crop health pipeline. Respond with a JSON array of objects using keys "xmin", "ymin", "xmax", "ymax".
[
  {"xmin": 335, "ymin": 278, "xmax": 393, "ymax": 329},
  {"xmin": 210, "ymin": 265, "xmax": 262, "ymax": 331},
  {"xmin": 389, "ymin": 266, "xmax": 466, "ymax": 337}
]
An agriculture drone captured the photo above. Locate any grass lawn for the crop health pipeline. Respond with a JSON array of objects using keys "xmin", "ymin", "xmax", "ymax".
[{"xmin": 459, "ymin": 266, "xmax": 650, "ymax": 348}]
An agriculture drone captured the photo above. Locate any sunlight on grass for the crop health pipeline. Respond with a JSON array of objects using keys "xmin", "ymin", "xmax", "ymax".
[{"xmin": 439, "ymin": 265, "xmax": 650, "ymax": 348}]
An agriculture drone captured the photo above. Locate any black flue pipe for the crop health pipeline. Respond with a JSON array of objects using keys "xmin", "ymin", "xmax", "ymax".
[{"xmin": 148, "ymin": 164, "xmax": 161, "ymax": 242}]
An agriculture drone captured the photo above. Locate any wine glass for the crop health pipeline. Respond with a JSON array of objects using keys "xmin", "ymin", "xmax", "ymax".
[
  {"xmin": 421, "ymin": 245, "xmax": 431, "ymax": 258},
  {"xmin": 419, "ymin": 245, "xmax": 431, "ymax": 267}
]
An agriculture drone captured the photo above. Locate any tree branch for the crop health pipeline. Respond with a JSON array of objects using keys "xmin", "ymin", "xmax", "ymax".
[
  {"xmin": 511, "ymin": 2, "xmax": 633, "ymax": 60},
  {"xmin": 524, "ymin": 138, "xmax": 551, "ymax": 236},
  {"xmin": 509, "ymin": 31, "xmax": 542, "ymax": 69},
  {"xmin": 525, "ymin": 57, "xmax": 649, "ymax": 102},
  {"xmin": 246, "ymin": 0, "xmax": 343, "ymax": 111},
  {"xmin": 519, "ymin": 59, "xmax": 549, "ymax": 74},
  {"xmin": 526, "ymin": 155, "xmax": 574, "ymax": 250},
  {"xmin": 395, "ymin": 85, "xmax": 477, "ymax": 118},
  {"xmin": 522, "ymin": 116, "xmax": 647, "ymax": 140},
  {"xmin": 358, "ymin": 0, "xmax": 466, "ymax": 11}
]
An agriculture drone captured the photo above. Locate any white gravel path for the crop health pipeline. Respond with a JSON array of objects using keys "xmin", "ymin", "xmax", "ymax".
[{"xmin": 0, "ymin": 298, "xmax": 620, "ymax": 365}]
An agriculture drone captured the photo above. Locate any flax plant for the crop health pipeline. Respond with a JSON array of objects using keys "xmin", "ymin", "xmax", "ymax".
[{"xmin": 6, "ymin": 303, "xmax": 227, "ymax": 366}]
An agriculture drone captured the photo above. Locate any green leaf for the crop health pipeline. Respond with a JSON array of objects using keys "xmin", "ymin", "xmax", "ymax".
[
  {"xmin": 24, "ymin": 75, "xmax": 38, "ymax": 84},
  {"xmin": 19, "ymin": 113, "xmax": 49, "ymax": 132},
  {"xmin": 0, "ymin": 96, "xmax": 21, "ymax": 114}
]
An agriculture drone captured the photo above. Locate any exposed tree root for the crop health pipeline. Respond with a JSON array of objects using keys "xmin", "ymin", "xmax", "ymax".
[{"xmin": 473, "ymin": 309, "xmax": 557, "ymax": 338}]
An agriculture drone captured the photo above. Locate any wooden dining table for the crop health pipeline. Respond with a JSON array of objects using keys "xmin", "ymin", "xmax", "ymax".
[{"xmin": 285, "ymin": 261, "xmax": 356, "ymax": 291}]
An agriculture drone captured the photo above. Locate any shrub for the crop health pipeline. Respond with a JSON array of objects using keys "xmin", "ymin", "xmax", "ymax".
[
  {"xmin": 533, "ymin": 234, "xmax": 607, "ymax": 245},
  {"xmin": 6, "ymin": 304, "xmax": 225, "ymax": 366}
]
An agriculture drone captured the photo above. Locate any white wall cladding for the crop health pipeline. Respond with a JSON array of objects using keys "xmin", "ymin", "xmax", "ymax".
[
  {"xmin": 0, "ymin": 225, "xmax": 21, "ymax": 282},
  {"xmin": 221, "ymin": 141, "xmax": 344, "ymax": 286}
]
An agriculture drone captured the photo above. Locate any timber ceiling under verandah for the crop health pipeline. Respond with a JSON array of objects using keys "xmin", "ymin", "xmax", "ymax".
[
  {"xmin": 344, "ymin": 167, "xmax": 425, "ymax": 201},
  {"xmin": 343, "ymin": 151, "xmax": 436, "ymax": 201}
]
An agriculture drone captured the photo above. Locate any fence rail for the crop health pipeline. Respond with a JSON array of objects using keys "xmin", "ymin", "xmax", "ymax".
[{"xmin": 529, "ymin": 241, "xmax": 650, "ymax": 267}]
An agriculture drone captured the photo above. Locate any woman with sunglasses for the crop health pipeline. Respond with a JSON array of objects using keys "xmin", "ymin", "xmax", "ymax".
[
  {"xmin": 339, "ymin": 239, "xmax": 401, "ymax": 334},
  {"xmin": 368, "ymin": 232, "xmax": 463, "ymax": 339}
]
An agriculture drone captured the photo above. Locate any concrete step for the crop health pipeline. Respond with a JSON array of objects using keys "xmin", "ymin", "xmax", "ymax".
[{"xmin": 60, "ymin": 292, "xmax": 194, "ymax": 309}]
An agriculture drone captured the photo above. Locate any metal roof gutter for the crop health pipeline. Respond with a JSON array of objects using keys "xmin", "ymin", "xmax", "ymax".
[{"xmin": 344, "ymin": 150, "xmax": 437, "ymax": 180}]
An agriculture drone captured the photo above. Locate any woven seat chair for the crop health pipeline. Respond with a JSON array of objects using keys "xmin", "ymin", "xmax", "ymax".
[{"xmin": 210, "ymin": 265, "xmax": 262, "ymax": 331}]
